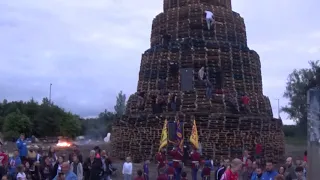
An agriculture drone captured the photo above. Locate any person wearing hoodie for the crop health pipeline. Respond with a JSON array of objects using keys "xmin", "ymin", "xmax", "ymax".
[
  {"xmin": 8, "ymin": 150, "xmax": 22, "ymax": 179},
  {"xmin": 16, "ymin": 133, "xmax": 27, "ymax": 162},
  {"xmin": 261, "ymin": 161, "xmax": 278, "ymax": 180}
]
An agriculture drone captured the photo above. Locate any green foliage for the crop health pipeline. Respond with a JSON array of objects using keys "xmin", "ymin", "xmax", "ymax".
[
  {"xmin": 3, "ymin": 111, "xmax": 32, "ymax": 140},
  {"xmin": 0, "ymin": 98, "xmax": 82, "ymax": 140},
  {"xmin": 282, "ymin": 60, "xmax": 320, "ymax": 136},
  {"xmin": 0, "ymin": 90, "xmax": 127, "ymax": 140},
  {"xmin": 114, "ymin": 91, "xmax": 126, "ymax": 117}
]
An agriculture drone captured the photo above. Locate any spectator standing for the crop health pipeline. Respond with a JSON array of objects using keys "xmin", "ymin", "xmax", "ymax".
[
  {"xmin": 16, "ymin": 133, "xmax": 27, "ymax": 163},
  {"xmin": 261, "ymin": 161, "xmax": 278, "ymax": 179},
  {"xmin": 8, "ymin": 150, "xmax": 22, "ymax": 179},
  {"xmin": 41, "ymin": 156, "xmax": 54, "ymax": 180},
  {"xmin": 16, "ymin": 164, "xmax": 27, "ymax": 180},
  {"xmin": 285, "ymin": 157, "xmax": 297, "ymax": 180},
  {"xmin": 0, "ymin": 143, "xmax": 8, "ymax": 179},
  {"xmin": 134, "ymin": 169, "xmax": 144, "ymax": 180},
  {"xmin": 143, "ymin": 159, "xmax": 150, "ymax": 180},
  {"xmin": 53, "ymin": 162, "xmax": 77, "ymax": 180},
  {"xmin": 70, "ymin": 155, "xmax": 83, "ymax": 180},
  {"xmin": 48, "ymin": 146, "xmax": 58, "ymax": 166},
  {"xmin": 122, "ymin": 157, "xmax": 133, "ymax": 180},
  {"xmin": 220, "ymin": 158, "xmax": 242, "ymax": 180},
  {"xmin": 251, "ymin": 166, "xmax": 263, "ymax": 180}
]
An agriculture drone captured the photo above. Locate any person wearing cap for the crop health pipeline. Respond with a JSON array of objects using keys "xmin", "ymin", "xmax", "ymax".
[{"xmin": 190, "ymin": 146, "xmax": 200, "ymax": 180}]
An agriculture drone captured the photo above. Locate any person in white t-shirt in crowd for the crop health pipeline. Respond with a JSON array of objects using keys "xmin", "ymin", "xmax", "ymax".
[
  {"xmin": 16, "ymin": 164, "xmax": 27, "ymax": 180},
  {"xmin": 204, "ymin": 10, "xmax": 214, "ymax": 30},
  {"xmin": 122, "ymin": 157, "xmax": 133, "ymax": 180}
]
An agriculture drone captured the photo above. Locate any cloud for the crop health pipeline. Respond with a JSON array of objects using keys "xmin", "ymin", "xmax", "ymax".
[{"xmin": 0, "ymin": 0, "xmax": 319, "ymax": 123}]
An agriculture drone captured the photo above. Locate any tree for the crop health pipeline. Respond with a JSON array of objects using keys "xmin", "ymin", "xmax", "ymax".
[
  {"xmin": 114, "ymin": 91, "xmax": 126, "ymax": 116},
  {"xmin": 282, "ymin": 60, "xmax": 320, "ymax": 136},
  {"xmin": 3, "ymin": 110, "xmax": 32, "ymax": 140},
  {"xmin": 60, "ymin": 113, "xmax": 81, "ymax": 138}
]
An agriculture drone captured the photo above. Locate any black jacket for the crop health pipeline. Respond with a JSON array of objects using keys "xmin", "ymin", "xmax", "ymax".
[{"xmin": 83, "ymin": 157, "xmax": 103, "ymax": 180}]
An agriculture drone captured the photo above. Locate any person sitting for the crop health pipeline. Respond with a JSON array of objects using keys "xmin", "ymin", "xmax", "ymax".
[{"xmin": 204, "ymin": 10, "xmax": 214, "ymax": 30}]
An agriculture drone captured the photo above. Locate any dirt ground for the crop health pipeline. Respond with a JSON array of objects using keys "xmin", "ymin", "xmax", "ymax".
[{"xmin": 2, "ymin": 139, "xmax": 306, "ymax": 180}]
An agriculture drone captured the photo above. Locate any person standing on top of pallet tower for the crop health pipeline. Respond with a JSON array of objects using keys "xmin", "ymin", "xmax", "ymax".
[{"xmin": 204, "ymin": 10, "xmax": 214, "ymax": 30}]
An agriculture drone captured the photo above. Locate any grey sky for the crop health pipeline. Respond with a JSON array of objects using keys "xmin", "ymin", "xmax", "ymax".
[{"xmin": 0, "ymin": 0, "xmax": 319, "ymax": 124}]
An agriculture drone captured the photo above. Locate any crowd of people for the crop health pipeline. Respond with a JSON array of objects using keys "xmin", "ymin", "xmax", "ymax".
[
  {"xmin": 153, "ymin": 144, "xmax": 308, "ymax": 180},
  {"xmin": 0, "ymin": 133, "xmax": 116, "ymax": 180},
  {"xmin": 0, "ymin": 133, "xmax": 308, "ymax": 180}
]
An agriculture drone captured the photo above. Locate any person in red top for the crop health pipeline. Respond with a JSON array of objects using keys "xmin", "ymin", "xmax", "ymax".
[
  {"xmin": 134, "ymin": 169, "xmax": 145, "ymax": 180},
  {"xmin": 201, "ymin": 162, "xmax": 211, "ymax": 180},
  {"xmin": 167, "ymin": 162, "xmax": 175, "ymax": 180},
  {"xmin": 303, "ymin": 150, "xmax": 307, "ymax": 162},
  {"xmin": 156, "ymin": 149, "xmax": 167, "ymax": 174},
  {"xmin": 220, "ymin": 158, "xmax": 242, "ymax": 180},
  {"xmin": 190, "ymin": 147, "xmax": 201, "ymax": 180},
  {"xmin": 0, "ymin": 143, "xmax": 8, "ymax": 179},
  {"xmin": 157, "ymin": 168, "xmax": 168, "ymax": 180},
  {"xmin": 241, "ymin": 93, "xmax": 250, "ymax": 113},
  {"xmin": 254, "ymin": 139, "xmax": 262, "ymax": 163},
  {"xmin": 169, "ymin": 146, "xmax": 183, "ymax": 180}
]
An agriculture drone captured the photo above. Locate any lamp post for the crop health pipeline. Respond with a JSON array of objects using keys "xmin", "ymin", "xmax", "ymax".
[
  {"xmin": 49, "ymin": 83, "xmax": 52, "ymax": 103},
  {"xmin": 275, "ymin": 98, "xmax": 280, "ymax": 119}
]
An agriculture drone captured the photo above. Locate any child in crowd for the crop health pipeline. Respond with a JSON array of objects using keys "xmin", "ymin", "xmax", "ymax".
[
  {"xmin": 122, "ymin": 157, "xmax": 133, "ymax": 180},
  {"xmin": 134, "ymin": 169, "xmax": 144, "ymax": 180},
  {"xmin": 143, "ymin": 159, "xmax": 150, "ymax": 180},
  {"xmin": 181, "ymin": 171, "xmax": 188, "ymax": 180},
  {"xmin": 16, "ymin": 164, "xmax": 27, "ymax": 180}
]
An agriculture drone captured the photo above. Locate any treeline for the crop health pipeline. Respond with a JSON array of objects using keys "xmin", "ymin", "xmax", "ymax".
[
  {"xmin": 281, "ymin": 60, "xmax": 320, "ymax": 138},
  {"xmin": 0, "ymin": 91, "xmax": 126, "ymax": 141}
]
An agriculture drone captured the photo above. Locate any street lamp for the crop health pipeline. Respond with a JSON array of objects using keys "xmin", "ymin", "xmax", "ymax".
[
  {"xmin": 275, "ymin": 98, "xmax": 280, "ymax": 119},
  {"xmin": 49, "ymin": 83, "xmax": 52, "ymax": 103}
]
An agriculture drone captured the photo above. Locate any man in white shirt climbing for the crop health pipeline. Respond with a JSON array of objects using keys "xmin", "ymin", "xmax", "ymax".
[{"xmin": 204, "ymin": 10, "xmax": 214, "ymax": 30}]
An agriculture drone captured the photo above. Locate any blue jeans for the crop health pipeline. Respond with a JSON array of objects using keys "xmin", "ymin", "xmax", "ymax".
[
  {"xmin": 124, "ymin": 174, "xmax": 131, "ymax": 180},
  {"xmin": 192, "ymin": 168, "xmax": 198, "ymax": 180},
  {"xmin": 175, "ymin": 167, "xmax": 182, "ymax": 180}
]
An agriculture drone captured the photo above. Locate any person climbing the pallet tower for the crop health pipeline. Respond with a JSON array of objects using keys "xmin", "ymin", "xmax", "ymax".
[
  {"xmin": 204, "ymin": 10, "xmax": 214, "ymax": 30},
  {"xmin": 205, "ymin": 78, "xmax": 213, "ymax": 100},
  {"xmin": 241, "ymin": 93, "xmax": 250, "ymax": 113},
  {"xmin": 161, "ymin": 30, "xmax": 172, "ymax": 47},
  {"xmin": 198, "ymin": 67, "xmax": 206, "ymax": 81}
]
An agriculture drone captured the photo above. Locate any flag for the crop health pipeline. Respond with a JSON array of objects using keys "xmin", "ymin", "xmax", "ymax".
[
  {"xmin": 159, "ymin": 119, "xmax": 168, "ymax": 151},
  {"xmin": 189, "ymin": 119, "xmax": 199, "ymax": 149},
  {"xmin": 175, "ymin": 119, "xmax": 184, "ymax": 154}
]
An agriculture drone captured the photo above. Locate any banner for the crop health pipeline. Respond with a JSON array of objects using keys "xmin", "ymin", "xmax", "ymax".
[
  {"xmin": 176, "ymin": 119, "xmax": 184, "ymax": 154},
  {"xmin": 190, "ymin": 119, "xmax": 199, "ymax": 149},
  {"xmin": 159, "ymin": 119, "xmax": 168, "ymax": 151}
]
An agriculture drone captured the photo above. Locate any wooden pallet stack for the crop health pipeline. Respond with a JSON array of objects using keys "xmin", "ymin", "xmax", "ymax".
[{"xmin": 111, "ymin": 0, "xmax": 285, "ymax": 163}]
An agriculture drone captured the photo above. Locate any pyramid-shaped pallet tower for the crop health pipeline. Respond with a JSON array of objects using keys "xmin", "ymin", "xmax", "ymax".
[{"xmin": 112, "ymin": 0, "xmax": 285, "ymax": 163}]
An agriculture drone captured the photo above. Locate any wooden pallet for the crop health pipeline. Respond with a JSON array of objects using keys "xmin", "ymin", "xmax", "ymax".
[{"xmin": 111, "ymin": 0, "xmax": 285, "ymax": 163}]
